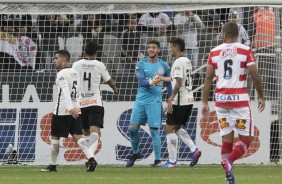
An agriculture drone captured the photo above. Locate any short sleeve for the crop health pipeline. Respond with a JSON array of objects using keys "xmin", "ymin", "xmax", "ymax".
[
  {"xmin": 207, "ymin": 53, "xmax": 213, "ymax": 66},
  {"xmin": 100, "ymin": 63, "xmax": 111, "ymax": 82},
  {"xmin": 172, "ymin": 60, "xmax": 183, "ymax": 78},
  {"xmin": 246, "ymin": 48, "xmax": 256, "ymax": 66}
]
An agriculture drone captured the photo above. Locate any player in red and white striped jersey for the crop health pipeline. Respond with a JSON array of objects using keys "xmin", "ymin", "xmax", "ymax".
[{"xmin": 202, "ymin": 22, "xmax": 265, "ymax": 184}]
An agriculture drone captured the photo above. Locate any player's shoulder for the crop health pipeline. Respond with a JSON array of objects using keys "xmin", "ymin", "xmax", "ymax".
[
  {"xmin": 236, "ymin": 42, "xmax": 251, "ymax": 51},
  {"xmin": 176, "ymin": 56, "xmax": 190, "ymax": 63},
  {"xmin": 136, "ymin": 58, "xmax": 147, "ymax": 66},
  {"xmin": 158, "ymin": 58, "xmax": 170, "ymax": 68},
  {"xmin": 56, "ymin": 68, "xmax": 71, "ymax": 80},
  {"xmin": 72, "ymin": 59, "xmax": 86, "ymax": 66},
  {"xmin": 58, "ymin": 68, "xmax": 77, "ymax": 75}
]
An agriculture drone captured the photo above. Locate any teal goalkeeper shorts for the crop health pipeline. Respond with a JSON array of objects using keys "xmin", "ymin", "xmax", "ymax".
[{"xmin": 130, "ymin": 101, "xmax": 162, "ymax": 128}]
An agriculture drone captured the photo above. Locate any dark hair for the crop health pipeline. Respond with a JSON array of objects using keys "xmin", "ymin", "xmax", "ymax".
[
  {"xmin": 56, "ymin": 49, "xmax": 70, "ymax": 62},
  {"xmin": 222, "ymin": 22, "xmax": 238, "ymax": 39},
  {"xmin": 170, "ymin": 37, "xmax": 185, "ymax": 52},
  {"xmin": 148, "ymin": 40, "xmax": 160, "ymax": 48},
  {"xmin": 85, "ymin": 40, "xmax": 99, "ymax": 56}
]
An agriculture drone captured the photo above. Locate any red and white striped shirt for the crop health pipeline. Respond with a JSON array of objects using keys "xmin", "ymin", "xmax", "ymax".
[{"xmin": 207, "ymin": 42, "xmax": 256, "ymax": 108}]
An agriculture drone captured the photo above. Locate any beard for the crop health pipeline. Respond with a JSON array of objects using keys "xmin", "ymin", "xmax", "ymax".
[{"xmin": 149, "ymin": 53, "xmax": 158, "ymax": 59}]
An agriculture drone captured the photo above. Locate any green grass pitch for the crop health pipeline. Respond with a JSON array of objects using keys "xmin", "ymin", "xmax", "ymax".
[{"xmin": 0, "ymin": 164, "xmax": 281, "ymax": 184}]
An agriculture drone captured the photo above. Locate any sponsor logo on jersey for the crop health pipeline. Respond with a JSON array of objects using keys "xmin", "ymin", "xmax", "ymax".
[
  {"xmin": 216, "ymin": 94, "xmax": 240, "ymax": 101},
  {"xmin": 220, "ymin": 47, "xmax": 237, "ymax": 58},
  {"xmin": 81, "ymin": 93, "xmax": 95, "ymax": 98},
  {"xmin": 174, "ymin": 66, "xmax": 181, "ymax": 70},
  {"xmin": 81, "ymin": 64, "xmax": 96, "ymax": 68},
  {"xmin": 235, "ymin": 119, "xmax": 246, "ymax": 129},
  {"xmin": 219, "ymin": 118, "xmax": 229, "ymax": 129},
  {"xmin": 70, "ymin": 73, "xmax": 78, "ymax": 77},
  {"xmin": 80, "ymin": 99, "xmax": 97, "ymax": 106}
]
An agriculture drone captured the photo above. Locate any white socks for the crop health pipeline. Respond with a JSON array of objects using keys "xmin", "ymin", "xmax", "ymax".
[
  {"xmin": 77, "ymin": 138, "xmax": 94, "ymax": 159},
  {"xmin": 89, "ymin": 132, "xmax": 99, "ymax": 154},
  {"xmin": 50, "ymin": 139, "xmax": 59, "ymax": 165},
  {"xmin": 166, "ymin": 133, "xmax": 178, "ymax": 163},
  {"xmin": 176, "ymin": 128, "xmax": 197, "ymax": 152}
]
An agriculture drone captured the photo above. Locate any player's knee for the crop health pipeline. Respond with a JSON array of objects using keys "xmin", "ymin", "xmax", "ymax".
[
  {"xmin": 165, "ymin": 124, "xmax": 175, "ymax": 134},
  {"xmin": 129, "ymin": 127, "xmax": 139, "ymax": 137},
  {"xmin": 239, "ymin": 137, "xmax": 251, "ymax": 148},
  {"xmin": 235, "ymin": 137, "xmax": 251, "ymax": 154},
  {"xmin": 149, "ymin": 128, "xmax": 160, "ymax": 138}
]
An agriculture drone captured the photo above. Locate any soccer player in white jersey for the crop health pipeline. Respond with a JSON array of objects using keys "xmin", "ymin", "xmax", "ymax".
[
  {"xmin": 155, "ymin": 38, "xmax": 201, "ymax": 168},
  {"xmin": 41, "ymin": 50, "xmax": 96, "ymax": 172},
  {"xmin": 216, "ymin": 11, "xmax": 250, "ymax": 47},
  {"xmin": 72, "ymin": 41, "xmax": 118, "ymax": 166},
  {"xmin": 202, "ymin": 22, "xmax": 265, "ymax": 184}
]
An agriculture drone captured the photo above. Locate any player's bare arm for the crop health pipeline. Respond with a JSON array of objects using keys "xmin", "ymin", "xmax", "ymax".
[
  {"xmin": 106, "ymin": 78, "xmax": 119, "ymax": 94},
  {"xmin": 201, "ymin": 65, "xmax": 214, "ymax": 119},
  {"xmin": 247, "ymin": 64, "xmax": 265, "ymax": 112},
  {"xmin": 156, "ymin": 76, "xmax": 172, "ymax": 83},
  {"xmin": 167, "ymin": 77, "xmax": 182, "ymax": 113}
]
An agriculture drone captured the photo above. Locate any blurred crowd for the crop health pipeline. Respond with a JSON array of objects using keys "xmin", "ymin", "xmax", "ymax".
[{"xmin": 0, "ymin": 7, "xmax": 279, "ymax": 73}]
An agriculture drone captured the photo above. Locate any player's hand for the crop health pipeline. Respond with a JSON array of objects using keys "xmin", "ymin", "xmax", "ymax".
[
  {"xmin": 167, "ymin": 98, "xmax": 173, "ymax": 114},
  {"xmin": 69, "ymin": 108, "xmax": 80, "ymax": 119},
  {"xmin": 163, "ymin": 102, "xmax": 168, "ymax": 115},
  {"xmin": 201, "ymin": 103, "xmax": 210, "ymax": 120},
  {"xmin": 152, "ymin": 73, "xmax": 161, "ymax": 85},
  {"xmin": 152, "ymin": 78, "xmax": 161, "ymax": 85},
  {"xmin": 258, "ymin": 97, "xmax": 265, "ymax": 112}
]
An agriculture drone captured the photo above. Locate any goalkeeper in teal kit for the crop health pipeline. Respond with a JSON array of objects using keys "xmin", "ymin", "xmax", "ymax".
[{"xmin": 126, "ymin": 40, "xmax": 172, "ymax": 167}]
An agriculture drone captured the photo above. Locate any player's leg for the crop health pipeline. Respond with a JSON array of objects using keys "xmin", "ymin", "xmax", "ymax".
[
  {"xmin": 173, "ymin": 105, "xmax": 201, "ymax": 167},
  {"xmin": 126, "ymin": 102, "xmax": 146, "ymax": 167},
  {"xmin": 73, "ymin": 134, "xmax": 97, "ymax": 172},
  {"xmin": 147, "ymin": 103, "xmax": 162, "ymax": 167},
  {"xmin": 221, "ymin": 131, "xmax": 236, "ymax": 183},
  {"xmin": 161, "ymin": 106, "xmax": 179, "ymax": 168},
  {"xmin": 80, "ymin": 107, "xmax": 90, "ymax": 141},
  {"xmin": 229, "ymin": 107, "xmax": 253, "ymax": 164},
  {"xmin": 41, "ymin": 136, "xmax": 60, "ymax": 172},
  {"xmin": 71, "ymin": 115, "xmax": 97, "ymax": 172},
  {"xmin": 161, "ymin": 124, "xmax": 178, "ymax": 168},
  {"xmin": 216, "ymin": 107, "xmax": 236, "ymax": 183},
  {"xmin": 41, "ymin": 115, "xmax": 64, "ymax": 172},
  {"xmin": 87, "ymin": 106, "xmax": 104, "ymax": 154}
]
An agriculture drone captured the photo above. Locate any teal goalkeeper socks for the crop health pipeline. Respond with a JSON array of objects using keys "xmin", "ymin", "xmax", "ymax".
[
  {"xmin": 150, "ymin": 128, "xmax": 161, "ymax": 160},
  {"xmin": 129, "ymin": 127, "xmax": 140, "ymax": 154}
]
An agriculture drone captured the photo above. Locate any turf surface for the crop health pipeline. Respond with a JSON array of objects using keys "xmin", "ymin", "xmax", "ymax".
[{"xmin": 0, "ymin": 164, "xmax": 281, "ymax": 184}]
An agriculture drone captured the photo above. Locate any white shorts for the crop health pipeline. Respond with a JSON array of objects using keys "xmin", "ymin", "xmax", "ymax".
[{"xmin": 215, "ymin": 106, "xmax": 254, "ymax": 136}]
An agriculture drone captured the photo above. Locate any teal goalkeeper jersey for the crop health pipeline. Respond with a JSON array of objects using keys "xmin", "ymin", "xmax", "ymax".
[{"xmin": 135, "ymin": 58, "xmax": 170, "ymax": 104}]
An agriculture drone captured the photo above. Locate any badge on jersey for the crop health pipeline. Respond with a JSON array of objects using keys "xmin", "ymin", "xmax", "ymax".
[{"xmin": 157, "ymin": 67, "xmax": 164, "ymax": 76}]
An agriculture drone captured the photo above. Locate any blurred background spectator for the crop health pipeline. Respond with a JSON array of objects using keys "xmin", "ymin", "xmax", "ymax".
[
  {"xmin": 174, "ymin": 10, "xmax": 205, "ymax": 71},
  {"xmin": 120, "ymin": 14, "xmax": 141, "ymax": 71},
  {"xmin": 38, "ymin": 14, "xmax": 59, "ymax": 71},
  {"xmin": 216, "ymin": 10, "xmax": 250, "ymax": 46},
  {"xmin": 77, "ymin": 14, "xmax": 105, "ymax": 61},
  {"xmin": 138, "ymin": 12, "xmax": 173, "ymax": 62}
]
